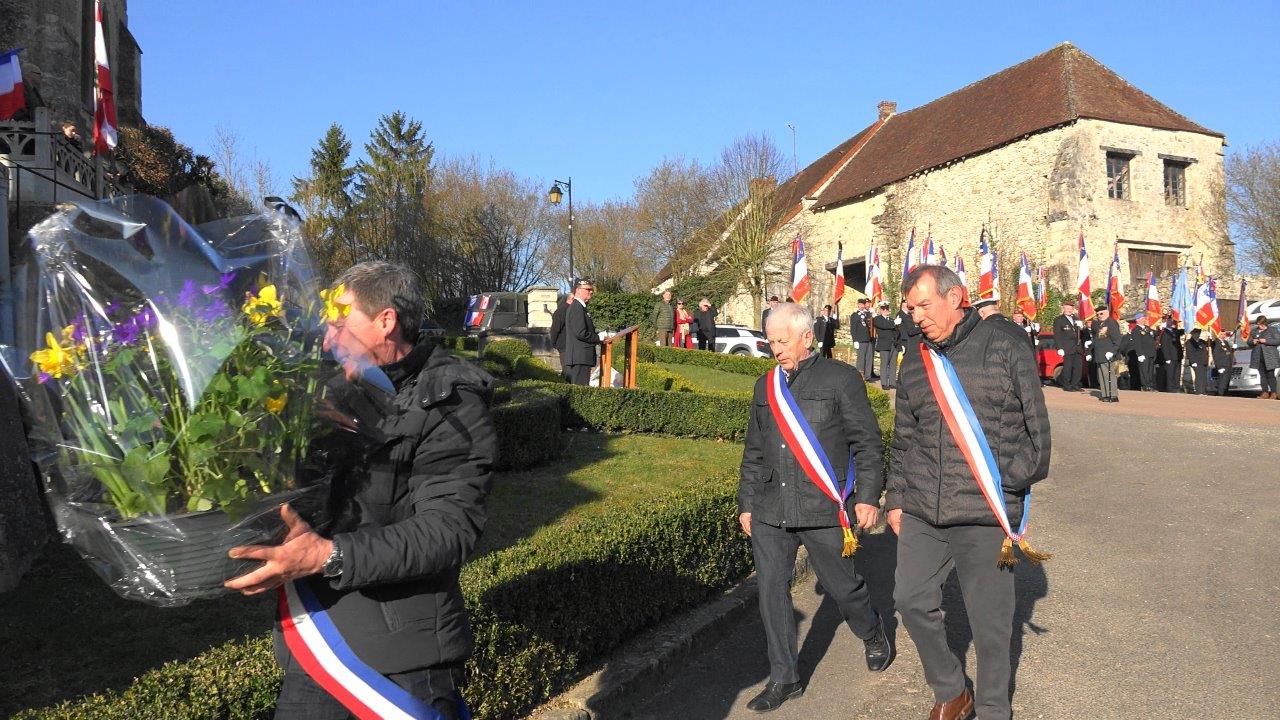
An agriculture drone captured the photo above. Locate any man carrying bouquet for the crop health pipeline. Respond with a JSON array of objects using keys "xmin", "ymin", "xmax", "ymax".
[{"xmin": 226, "ymin": 261, "xmax": 496, "ymax": 720}]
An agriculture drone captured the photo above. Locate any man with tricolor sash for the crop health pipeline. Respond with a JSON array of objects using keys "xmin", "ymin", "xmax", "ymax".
[
  {"xmin": 888, "ymin": 265, "xmax": 1051, "ymax": 720},
  {"xmin": 738, "ymin": 302, "xmax": 891, "ymax": 712},
  {"xmin": 226, "ymin": 262, "xmax": 493, "ymax": 720}
]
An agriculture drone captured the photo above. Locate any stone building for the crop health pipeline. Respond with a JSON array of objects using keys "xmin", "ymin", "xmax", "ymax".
[{"xmin": 687, "ymin": 44, "xmax": 1242, "ymax": 329}]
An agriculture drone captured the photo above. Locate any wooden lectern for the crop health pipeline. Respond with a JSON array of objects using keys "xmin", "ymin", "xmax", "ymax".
[{"xmin": 598, "ymin": 325, "xmax": 640, "ymax": 388}]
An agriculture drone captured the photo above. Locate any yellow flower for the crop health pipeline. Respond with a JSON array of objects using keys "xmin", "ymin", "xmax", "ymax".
[
  {"xmin": 319, "ymin": 283, "xmax": 351, "ymax": 323},
  {"xmin": 264, "ymin": 393, "xmax": 287, "ymax": 414},
  {"xmin": 30, "ymin": 331, "xmax": 78, "ymax": 379},
  {"xmin": 242, "ymin": 284, "xmax": 283, "ymax": 326}
]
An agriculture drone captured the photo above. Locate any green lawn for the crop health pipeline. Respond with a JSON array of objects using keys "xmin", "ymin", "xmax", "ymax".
[
  {"xmin": 0, "ymin": 432, "xmax": 746, "ymax": 717},
  {"xmin": 656, "ymin": 362, "xmax": 759, "ymax": 394}
]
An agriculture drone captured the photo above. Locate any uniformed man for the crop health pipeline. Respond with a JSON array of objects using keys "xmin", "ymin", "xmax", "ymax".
[
  {"xmin": 1089, "ymin": 305, "xmax": 1122, "ymax": 403},
  {"xmin": 1210, "ymin": 331, "xmax": 1236, "ymax": 396},
  {"xmin": 1129, "ymin": 314, "xmax": 1158, "ymax": 391},
  {"xmin": 1051, "ymin": 301, "xmax": 1084, "ymax": 392},
  {"xmin": 1183, "ymin": 328, "xmax": 1210, "ymax": 395},
  {"xmin": 872, "ymin": 301, "xmax": 898, "ymax": 389},
  {"xmin": 973, "ymin": 298, "xmax": 1002, "ymax": 321},
  {"xmin": 1156, "ymin": 316, "xmax": 1185, "ymax": 393},
  {"xmin": 1009, "ymin": 309, "xmax": 1038, "ymax": 354},
  {"xmin": 850, "ymin": 297, "xmax": 875, "ymax": 379},
  {"xmin": 814, "ymin": 304, "xmax": 838, "ymax": 358}
]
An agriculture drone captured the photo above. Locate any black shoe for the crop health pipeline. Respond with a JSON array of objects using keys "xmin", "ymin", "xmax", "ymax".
[
  {"xmin": 746, "ymin": 681, "xmax": 803, "ymax": 712},
  {"xmin": 863, "ymin": 615, "xmax": 894, "ymax": 672}
]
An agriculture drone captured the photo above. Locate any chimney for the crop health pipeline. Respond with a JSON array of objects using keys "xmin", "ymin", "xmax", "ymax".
[{"xmin": 878, "ymin": 100, "xmax": 897, "ymax": 121}]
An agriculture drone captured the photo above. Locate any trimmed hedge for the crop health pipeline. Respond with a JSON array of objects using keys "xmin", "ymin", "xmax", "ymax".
[
  {"xmin": 518, "ymin": 380, "xmax": 752, "ymax": 440},
  {"xmin": 492, "ymin": 389, "xmax": 565, "ymax": 470},
  {"xmin": 18, "ymin": 477, "xmax": 753, "ymax": 720},
  {"xmin": 635, "ymin": 344, "xmax": 775, "ymax": 376},
  {"xmin": 441, "ymin": 335, "xmax": 479, "ymax": 352},
  {"xmin": 635, "ymin": 362, "xmax": 697, "ymax": 393}
]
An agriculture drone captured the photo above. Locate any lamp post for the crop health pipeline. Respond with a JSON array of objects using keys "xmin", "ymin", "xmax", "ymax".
[{"xmin": 547, "ymin": 178, "xmax": 573, "ymax": 282}]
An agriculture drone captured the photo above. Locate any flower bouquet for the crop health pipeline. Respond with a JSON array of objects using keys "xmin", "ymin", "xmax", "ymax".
[{"xmin": 2, "ymin": 196, "xmax": 365, "ymax": 606}]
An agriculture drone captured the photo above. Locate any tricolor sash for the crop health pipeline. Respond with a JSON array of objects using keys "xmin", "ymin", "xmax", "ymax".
[
  {"xmin": 279, "ymin": 579, "xmax": 470, "ymax": 720},
  {"xmin": 918, "ymin": 344, "xmax": 1051, "ymax": 567},
  {"xmin": 764, "ymin": 366, "xmax": 860, "ymax": 556}
]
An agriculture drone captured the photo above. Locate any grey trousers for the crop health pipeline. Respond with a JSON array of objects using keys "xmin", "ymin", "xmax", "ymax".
[
  {"xmin": 855, "ymin": 343, "xmax": 875, "ymax": 378},
  {"xmin": 564, "ymin": 363, "xmax": 593, "ymax": 386},
  {"xmin": 878, "ymin": 350, "xmax": 897, "ymax": 389},
  {"xmin": 752, "ymin": 519, "xmax": 879, "ymax": 684},
  {"xmin": 1096, "ymin": 360, "xmax": 1118, "ymax": 399},
  {"xmin": 895, "ymin": 514, "xmax": 1015, "ymax": 720},
  {"xmin": 275, "ymin": 653, "xmax": 466, "ymax": 720}
]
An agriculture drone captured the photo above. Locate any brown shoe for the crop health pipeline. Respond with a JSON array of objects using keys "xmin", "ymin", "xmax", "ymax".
[{"xmin": 928, "ymin": 688, "xmax": 974, "ymax": 720}]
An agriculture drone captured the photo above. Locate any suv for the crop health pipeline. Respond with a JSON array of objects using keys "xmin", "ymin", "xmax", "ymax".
[{"xmin": 715, "ymin": 325, "xmax": 772, "ymax": 358}]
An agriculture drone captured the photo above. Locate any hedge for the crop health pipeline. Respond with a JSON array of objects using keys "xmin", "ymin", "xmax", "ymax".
[
  {"xmin": 635, "ymin": 344, "xmax": 775, "ymax": 376},
  {"xmin": 18, "ymin": 477, "xmax": 753, "ymax": 720},
  {"xmin": 441, "ymin": 335, "xmax": 479, "ymax": 352},
  {"xmin": 491, "ymin": 389, "xmax": 565, "ymax": 470},
  {"xmin": 634, "ymin": 362, "xmax": 698, "ymax": 393},
  {"xmin": 518, "ymin": 380, "xmax": 752, "ymax": 440}
]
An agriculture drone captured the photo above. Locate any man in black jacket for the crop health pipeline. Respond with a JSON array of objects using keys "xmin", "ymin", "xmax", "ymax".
[
  {"xmin": 872, "ymin": 301, "xmax": 898, "ymax": 389},
  {"xmin": 563, "ymin": 279, "xmax": 601, "ymax": 385},
  {"xmin": 1184, "ymin": 328, "xmax": 1211, "ymax": 395},
  {"xmin": 227, "ymin": 261, "xmax": 494, "ymax": 720},
  {"xmin": 1089, "ymin": 305, "xmax": 1122, "ymax": 402},
  {"xmin": 888, "ymin": 265, "xmax": 1051, "ymax": 720},
  {"xmin": 694, "ymin": 298, "xmax": 718, "ymax": 351},
  {"xmin": 1051, "ymin": 300, "xmax": 1084, "ymax": 391},
  {"xmin": 850, "ymin": 297, "xmax": 875, "ymax": 379},
  {"xmin": 1156, "ymin": 316, "xmax": 1185, "ymax": 392},
  {"xmin": 1129, "ymin": 314, "xmax": 1158, "ymax": 391},
  {"xmin": 1211, "ymin": 332, "xmax": 1236, "ymax": 396},
  {"xmin": 813, "ymin": 304, "xmax": 838, "ymax": 358},
  {"xmin": 738, "ymin": 302, "xmax": 890, "ymax": 712}
]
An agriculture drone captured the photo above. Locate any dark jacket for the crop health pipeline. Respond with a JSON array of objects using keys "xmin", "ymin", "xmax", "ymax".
[
  {"xmin": 1089, "ymin": 317, "xmax": 1122, "ymax": 361},
  {"xmin": 549, "ymin": 300, "xmax": 568, "ymax": 352},
  {"xmin": 694, "ymin": 306, "xmax": 717, "ymax": 339},
  {"xmin": 650, "ymin": 299, "xmax": 675, "ymax": 332},
  {"xmin": 1157, "ymin": 326, "xmax": 1184, "ymax": 363},
  {"xmin": 887, "ymin": 309, "xmax": 1051, "ymax": 527},
  {"xmin": 849, "ymin": 309, "xmax": 873, "ymax": 343},
  {"xmin": 814, "ymin": 315, "xmax": 838, "ymax": 349},
  {"xmin": 1130, "ymin": 326, "xmax": 1157, "ymax": 359},
  {"xmin": 872, "ymin": 314, "xmax": 898, "ymax": 351},
  {"xmin": 1250, "ymin": 324, "xmax": 1280, "ymax": 371},
  {"xmin": 562, "ymin": 298, "xmax": 599, "ymax": 367},
  {"xmin": 1212, "ymin": 337, "xmax": 1235, "ymax": 369},
  {"xmin": 739, "ymin": 354, "xmax": 885, "ymax": 528},
  {"xmin": 895, "ymin": 310, "xmax": 919, "ymax": 349},
  {"xmin": 277, "ymin": 342, "xmax": 496, "ymax": 674},
  {"xmin": 1052, "ymin": 313, "xmax": 1083, "ymax": 351},
  {"xmin": 1185, "ymin": 333, "xmax": 1210, "ymax": 367}
]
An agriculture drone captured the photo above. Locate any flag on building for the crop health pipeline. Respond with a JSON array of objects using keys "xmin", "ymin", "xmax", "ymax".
[
  {"xmin": 833, "ymin": 242, "xmax": 846, "ymax": 305},
  {"xmin": 1237, "ymin": 279, "xmax": 1250, "ymax": 341},
  {"xmin": 93, "ymin": 0, "xmax": 118, "ymax": 154},
  {"xmin": 0, "ymin": 49, "xmax": 25, "ymax": 121},
  {"xmin": 902, "ymin": 227, "xmax": 918, "ymax": 283},
  {"xmin": 1145, "ymin": 272, "xmax": 1162, "ymax": 327},
  {"xmin": 1106, "ymin": 243, "xmax": 1125, "ymax": 321},
  {"xmin": 977, "ymin": 230, "xmax": 996, "ymax": 300},
  {"xmin": 1016, "ymin": 253, "xmax": 1037, "ymax": 318},
  {"xmin": 790, "ymin": 236, "xmax": 810, "ymax": 302},
  {"xmin": 1076, "ymin": 232, "xmax": 1095, "ymax": 317}
]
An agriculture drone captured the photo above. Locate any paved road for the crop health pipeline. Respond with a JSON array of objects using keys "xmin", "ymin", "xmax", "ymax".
[{"xmin": 611, "ymin": 389, "xmax": 1280, "ymax": 719}]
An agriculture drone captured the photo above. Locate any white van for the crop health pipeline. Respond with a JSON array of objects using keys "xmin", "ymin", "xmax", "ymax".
[{"xmin": 1230, "ymin": 299, "xmax": 1280, "ymax": 393}]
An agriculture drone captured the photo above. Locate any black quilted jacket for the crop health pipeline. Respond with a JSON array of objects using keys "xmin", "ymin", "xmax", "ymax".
[{"xmin": 887, "ymin": 309, "xmax": 1051, "ymax": 527}]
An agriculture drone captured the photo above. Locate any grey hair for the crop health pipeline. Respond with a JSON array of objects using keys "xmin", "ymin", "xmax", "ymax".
[
  {"xmin": 902, "ymin": 265, "xmax": 964, "ymax": 299},
  {"xmin": 765, "ymin": 301, "xmax": 814, "ymax": 336},
  {"xmin": 334, "ymin": 261, "xmax": 424, "ymax": 344}
]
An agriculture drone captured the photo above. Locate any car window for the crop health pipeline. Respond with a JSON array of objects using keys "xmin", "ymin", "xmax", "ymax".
[{"xmin": 715, "ymin": 328, "xmax": 736, "ymax": 338}]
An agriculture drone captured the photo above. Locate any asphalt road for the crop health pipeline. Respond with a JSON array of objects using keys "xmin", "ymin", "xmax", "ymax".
[{"xmin": 611, "ymin": 389, "xmax": 1280, "ymax": 720}]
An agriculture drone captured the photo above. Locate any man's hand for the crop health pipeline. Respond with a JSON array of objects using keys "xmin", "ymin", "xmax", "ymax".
[
  {"xmin": 1057, "ymin": 349, "xmax": 1064, "ymax": 357},
  {"xmin": 738, "ymin": 512, "xmax": 752, "ymax": 537},
  {"xmin": 1138, "ymin": 355, "xmax": 1146, "ymax": 362},
  {"xmin": 853, "ymin": 342, "xmax": 860, "ymax": 350},
  {"xmin": 1105, "ymin": 352, "xmax": 1114, "ymax": 361},
  {"xmin": 224, "ymin": 504, "xmax": 333, "ymax": 596},
  {"xmin": 853, "ymin": 503, "xmax": 879, "ymax": 530},
  {"xmin": 886, "ymin": 509, "xmax": 903, "ymax": 535}
]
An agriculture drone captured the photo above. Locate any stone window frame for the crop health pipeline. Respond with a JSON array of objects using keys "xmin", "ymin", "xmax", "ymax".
[
  {"xmin": 1103, "ymin": 148, "xmax": 1137, "ymax": 201},
  {"xmin": 1159, "ymin": 154, "xmax": 1196, "ymax": 208}
]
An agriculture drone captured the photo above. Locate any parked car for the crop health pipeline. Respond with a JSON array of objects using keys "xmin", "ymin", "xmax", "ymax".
[
  {"xmin": 1229, "ymin": 298, "xmax": 1280, "ymax": 393},
  {"xmin": 419, "ymin": 317, "xmax": 446, "ymax": 341},
  {"xmin": 714, "ymin": 325, "xmax": 772, "ymax": 358}
]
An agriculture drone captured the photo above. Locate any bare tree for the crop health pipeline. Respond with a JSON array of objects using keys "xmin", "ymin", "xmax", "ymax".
[
  {"xmin": 1226, "ymin": 142, "xmax": 1280, "ymax": 275},
  {"xmin": 633, "ymin": 156, "xmax": 719, "ymax": 282},
  {"xmin": 551, "ymin": 201, "xmax": 647, "ymax": 292},
  {"xmin": 211, "ymin": 126, "xmax": 276, "ymax": 215}
]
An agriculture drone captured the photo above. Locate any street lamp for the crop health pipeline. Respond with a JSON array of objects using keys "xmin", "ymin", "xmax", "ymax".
[{"xmin": 547, "ymin": 178, "xmax": 573, "ymax": 282}]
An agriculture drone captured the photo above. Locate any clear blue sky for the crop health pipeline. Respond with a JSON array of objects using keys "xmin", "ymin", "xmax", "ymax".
[{"xmin": 132, "ymin": 1, "xmax": 1280, "ymax": 204}]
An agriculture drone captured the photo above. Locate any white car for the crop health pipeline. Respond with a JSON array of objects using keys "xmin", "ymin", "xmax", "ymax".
[
  {"xmin": 714, "ymin": 325, "xmax": 772, "ymax": 358},
  {"xmin": 1229, "ymin": 299, "xmax": 1280, "ymax": 393}
]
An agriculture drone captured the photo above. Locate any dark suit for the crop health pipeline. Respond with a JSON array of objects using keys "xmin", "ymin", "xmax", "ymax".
[
  {"xmin": 694, "ymin": 306, "xmax": 717, "ymax": 351},
  {"xmin": 1052, "ymin": 313, "xmax": 1083, "ymax": 390},
  {"xmin": 814, "ymin": 314, "xmax": 838, "ymax": 357},
  {"xmin": 1089, "ymin": 317, "xmax": 1122, "ymax": 399},
  {"xmin": 850, "ymin": 309, "xmax": 874, "ymax": 378},
  {"xmin": 873, "ymin": 314, "xmax": 898, "ymax": 388},
  {"xmin": 1156, "ymin": 325, "xmax": 1184, "ymax": 392},
  {"xmin": 562, "ymin": 298, "xmax": 599, "ymax": 385},
  {"xmin": 1129, "ymin": 325, "xmax": 1157, "ymax": 390},
  {"xmin": 1211, "ymin": 338, "xmax": 1235, "ymax": 395},
  {"xmin": 1185, "ymin": 333, "xmax": 1210, "ymax": 394}
]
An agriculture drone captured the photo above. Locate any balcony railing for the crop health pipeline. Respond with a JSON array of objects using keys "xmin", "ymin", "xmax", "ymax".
[{"xmin": 1, "ymin": 108, "xmax": 125, "ymax": 205}]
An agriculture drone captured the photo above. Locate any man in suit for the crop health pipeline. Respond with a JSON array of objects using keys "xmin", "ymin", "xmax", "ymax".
[
  {"xmin": 850, "ymin": 297, "xmax": 875, "ymax": 379},
  {"xmin": 1051, "ymin": 300, "xmax": 1084, "ymax": 391},
  {"xmin": 814, "ymin": 304, "xmax": 838, "ymax": 358},
  {"xmin": 1210, "ymin": 331, "xmax": 1236, "ymax": 396},
  {"xmin": 1185, "ymin": 328, "xmax": 1211, "ymax": 395},
  {"xmin": 227, "ymin": 261, "xmax": 493, "ymax": 720},
  {"xmin": 1129, "ymin": 314, "xmax": 1158, "ymax": 391},
  {"xmin": 1089, "ymin": 305, "xmax": 1122, "ymax": 402},
  {"xmin": 563, "ymin": 279, "xmax": 601, "ymax": 386},
  {"xmin": 761, "ymin": 295, "xmax": 781, "ymax": 331},
  {"xmin": 873, "ymin": 301, "xmax": 899, "ymax": 389},
  {"xmin": 1156, "ymin": 316, "xmax": 1185, "ymax": 393},
  {"xmin": 738, "ymin": 302, "xmax": 890, "ymax": 712}
]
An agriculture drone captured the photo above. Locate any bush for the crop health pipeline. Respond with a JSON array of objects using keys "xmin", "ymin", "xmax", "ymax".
[
  {"xmin": 519, "ymin": 380, "xmax": 752, "ymax": 440},
  {"xmin": 635, "ymin": 362, "xmax": 697, "ymax": 393},
  {"xmin": 18, "ymin": 477, "xmax": 753, "ymax": 720},
  {"xmin": 441, "ymin": 335, "xmax": 480, "ymax": 352},
  {"xmin": 636, "ymin": 344, "xmax": 775, "ymax": 376},
  {"xmin": 482, "ymin": 337, "xmax": 533, "ymax": 364},
  {"xmin": 587, "ymin": 292, "xmax": 655, "ymax": 334},
  {"xmin": 492, "ymin": 389, "xmax": 564, "ymax": 470}
]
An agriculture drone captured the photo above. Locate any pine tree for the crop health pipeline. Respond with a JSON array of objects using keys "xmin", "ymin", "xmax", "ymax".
[{"xmin": 291, "ymin": 123, "xmax": 355, "ymax": 280}]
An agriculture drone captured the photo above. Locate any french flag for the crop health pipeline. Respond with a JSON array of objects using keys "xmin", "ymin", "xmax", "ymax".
[
  {"xmin": 902, "ymin": 227, "xmax": 918, "ymax": 283},
  {"xmin": 1036, "ymin": 266, "xmax": 1048, "ymax": 311},
  {"xmin": 1017, "ymin": 253, "xmax": 1037, "ymax": 318},
  {"xmin": 1144, "ymin": 272, "xmax": 1162, "ymax": 326},
  {"xmin": 0, "ymin": 49, "xmax": 24, "ymax": 121},
  {"xmin": 977, "ymin": 230, "xmax": 996, "ymax": 300},
  {"xmin": 93, "ymin": 0, "xmax": 118, "ymax": 154},
  {"xmin": 1237, "ymin": 279, "xmax": 1250, "ymax": 341},
  {"xmin": 923, "ymin": 232, "xmax": 937, "ymax": 266},
  {"xmin": 833, "ymin": 242, "xmax": 845, "ymax": 305},
  {"xmin": 1106, "ymin": 243, "xmax": 1125, "ymax": 321},
  {"xmin": 790, "ymin": 236, "xmax": 810, "ymax": 302},
  {"xmin": 1194, "ymin": 278, "xmax": 1219, "ymax": 332},
  {"xmin": 1076, "ymin": 232, "xmax": 1095, "ymax": 317},
  {"xmin": 954, "ymin": 255, "xmax": 968, "ymax": 290}
]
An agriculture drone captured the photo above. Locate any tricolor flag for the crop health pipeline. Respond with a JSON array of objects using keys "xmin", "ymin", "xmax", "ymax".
[
  {"xmin": 1076, "ymin": 232, "xmax": 1095, "ymax": 317},
  {"xmin": 902, "ymin": 227, "xmax": 918, "ymax": 283},
  {"xmin": 790, "ymin": 236, "xmax": 810, "ymax": 302},
  {"xmin": 1036, "ymin": 266, "xmax": 1049, "ymax": 311},
  {"xmin": 938, "ymin": 245, "xmax": 948, "ymax": 268},
  {"xmin": 955, "ymin": 255, "xmax": 968, "ymax": 290},
  {"xmin": 833, "ymin": 242, "xmax": 846, "ymax": 305},
  {"xmin": 1144, "ymin": 272, "xmax": 1162, "ymax": 327},
  {"xmin": 1237, "ymin": 279, "xmax": 1250, "ymax": 341},
  {"xmin": 1106, "ymin": 243, "xmax": 1125, "ymax": 321},
  {"xmin": 0, "ymin": 49, "xmax": 25, "ymax": 121},
  {"xmin": 923, "ymin": 231, "xmax": 938, "ymax": 266},
  {"xmin": 93, "ymin": 0, "xmax": 118, "ymax": 155},
  {"xmin": 977, "ymin": 230, "xmax": 996, "ymax": 300},
  {"xmin": 1209, "ymin": 278, "xmax": 1222, "ymax": 334},
  {"xmin": 1194, "ymin": 278, "xmax": 1219, "ymax": 332},
  {"xmin": 863, "ymin": 244, "xmax": 883, "ymax": 306},
  {"xmin": 1016, "ymin": 253, "xmax": 1037, "ymax": 318}
]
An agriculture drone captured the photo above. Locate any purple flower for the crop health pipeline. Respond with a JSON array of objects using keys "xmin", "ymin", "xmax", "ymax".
[
  {"xmin": 104, "ymin": 301, "xmax": 121, "ymax": 317},
  {"xmin": 177, "ymin": 280, "xmax": 200, "ymax": 308},
  {"xmin": 113, "ymin": 308, "xmax": 157, "ymax": 346},
  {"xmin": 202, "ymin": 272, "xmax": 235, "ymax": 296},
  {"xmin": 38, "ymin": 372, "xmax": 51, "ymax": 384},
  {"xmin": 196, "ymin": 298, "xmax": 231, "ymax": 324},
  {"xmin": 69, "ymin": 316, "xmax": 89, "ymax": 344}
]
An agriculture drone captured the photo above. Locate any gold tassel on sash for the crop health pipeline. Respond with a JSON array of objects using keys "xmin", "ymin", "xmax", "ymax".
[
  {"xmin": 841, "ymin": 526, "xmax": 859, "ymax": 557},
  {"xmin": 997, "ymin": 537, "xmax": 1017, "ymax": 568},
  {"xmin": 1017, "ymin": 538, "xmax": 1052, "ymax": 563},
  {"xmin": 997, "ymin": 536, "xmax": 1053, "ymax": 567}
]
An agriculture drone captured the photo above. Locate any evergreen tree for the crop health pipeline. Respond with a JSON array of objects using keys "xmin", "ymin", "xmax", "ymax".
[{"xmin": 291, "ymin": 123, "xmax": 355, "ymax": 280}]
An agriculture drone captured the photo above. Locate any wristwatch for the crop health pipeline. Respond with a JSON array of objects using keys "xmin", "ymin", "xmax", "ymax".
[{"xmin": 322, "ymin": 542, "xmax": 344, "ymax": 578}]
